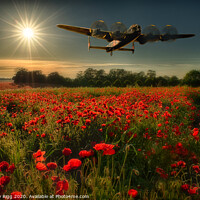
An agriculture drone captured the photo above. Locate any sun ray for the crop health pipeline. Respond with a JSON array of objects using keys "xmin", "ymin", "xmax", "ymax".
[{"xmin": 0, "ymin": 0, "xmax": 65, "ymax": 60}]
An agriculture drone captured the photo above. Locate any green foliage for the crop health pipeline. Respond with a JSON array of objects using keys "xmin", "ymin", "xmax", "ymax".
[
  {"xmin": 182, "ymin": 70, "xmax": 200, "ymax": 87},
  {"xmin": 12, "ymin": 68, "xmax": 199, "ymax": 88}
]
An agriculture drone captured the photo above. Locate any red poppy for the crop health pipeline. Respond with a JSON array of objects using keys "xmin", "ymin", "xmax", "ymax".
[
  {"xmin": 56, "ymin": 180, "xmax": 69, "ymax": 191},
  {"xmin": 63, "ymin": 164, "xmax": 71, "ymax": 172},
  {"xmin": 63, "ymin": 159, "xmax": 82, "ymax": 172},
  {"xmin": 188, "ymin": 187, "xmax": 198, "ymax": 195},
  {"xmin": 171, "ymin": 171, "xmax": 177, "ymax": 176},
  {"xmin": 51, "ymin": 176, "xmax": 60, "ymax": 182},
  {"xmin": 0, "ymin": 176, "xmax": 10, "ymax": 186},
  {"xmin": 33, "ymin": 149, "xmax": 46, "ymax": 158},
  {"xmin": 79, "ymin": 150, "xmax": 94, "ymax": 158},
  {"xmin": 128, "ymin": 189, "xmax": 138, "ymax": 198},
  {"xmin": 6, "ymin": 163, "xmax": 15, "ymax": 174},
  {"xmin": 103, "ymin": 149, "xmax": 115, "ymax": 155},
  {"xmin": 41, "ymin": 133, "xmax": 46, "ymax": 138},
  {"xmin": 192, "ymin": 165, "xmax": 200, "ymax": 173},
  {"xmin": 68, "ymin": 159, "xmax": 82, "ymax": 169},
  {"xmin": 156, "ymin": 167, "xmax": 165, "ymax": 175},
  {"xmin": 171, "ymin": 163, "xmax": 177, "ymax": 168},
  {"xmin": 33, "ymin": 149, "xmax": 46, "ymax": 162},
  {"xmin": 93, "ymin": 143, "xmax": 115, "ymax": 151},
  {"xmin": 36, "ymin": 162, "xmax": 48, "ymax": 171},
  {"xmin": 62, "ymin": 148, "xmax": 72, "ymax": 156},
  {"xmin": 7, "ymin": 123, "xmax": 13, "ymax": 127},
  {"xmin": 177, "ymin": 160, "xmax": 186, "ymax": 168},
  {"xmin": 0, "ymin": 161, "xmax": 9, "ymax": 171},
  {"xmin": 181, "ymin": 184, "xmax": 189, "ymax": 191},
  {"xmin": 47, "ymin": 162, "xmax": 57, "ymax": 170},
  {"xmin": 11, "ymin": 191, "xmax": 22, "ymax": 200}
]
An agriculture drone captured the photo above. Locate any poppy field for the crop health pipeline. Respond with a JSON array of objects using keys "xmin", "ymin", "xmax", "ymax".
[{"xmin": 0, "ymin": 87, "xmax": 199, "ymax": 200}]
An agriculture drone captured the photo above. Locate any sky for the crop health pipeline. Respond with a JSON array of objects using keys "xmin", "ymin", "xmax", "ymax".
[{"xmin": 0, "ymin": 0, "xmax": 199, "ymax": 78}]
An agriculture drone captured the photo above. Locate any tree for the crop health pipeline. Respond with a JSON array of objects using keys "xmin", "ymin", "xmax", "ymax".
[
  {"xmin": 169, "ymin": 76, "xmax": 180, "ymax": 86},
  {"xmin": 12, "ymin": 68, "xmax": 28, "ymax": 84},
  {"xmin": 113, "ymin": 79, "xmax": 122, "ymax": 87},
  {"xmin": 47, "ymin": 72, "xmax": 65, "ymax": 85},
  {"xmin": 147, "ymin": 70, "xmax": 156, "ymax": 79},
  {"xmin": 182, "ymin": 70, "xmax": 200, "ymax": 87}
]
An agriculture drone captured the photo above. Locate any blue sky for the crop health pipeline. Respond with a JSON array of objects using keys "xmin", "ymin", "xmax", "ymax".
[{"xmin": 0, "ymin": 0, "xmax": 199, "ymax": 78}]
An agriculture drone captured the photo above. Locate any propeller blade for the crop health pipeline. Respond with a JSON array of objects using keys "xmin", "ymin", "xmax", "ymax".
[
  {"xmin": 91, "ymin": 20, "xmax": 108, "ymax": 31},
  {"xmin": 110, "ymin": 22, "xmax": 127, "ymax": 39}
]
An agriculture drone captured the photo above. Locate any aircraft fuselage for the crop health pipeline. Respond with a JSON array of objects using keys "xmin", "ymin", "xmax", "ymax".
[{"xmin": 106, "ymin": 30, "xmax": 141, "ymax": 52}]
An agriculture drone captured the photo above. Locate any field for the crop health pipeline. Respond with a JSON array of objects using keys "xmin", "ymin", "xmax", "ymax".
[{"xmin": 0, "ymin": 87, "xmax": 199, "ymax": 200}]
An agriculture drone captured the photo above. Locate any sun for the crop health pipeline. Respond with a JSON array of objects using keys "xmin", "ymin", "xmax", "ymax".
[
  {"xmin": 0, "ymin": 1, "xmax": 59, "ymax": 58},
  {"xmin": 23, "ymin": 28, "xmax": 34, "ymax": 39}
]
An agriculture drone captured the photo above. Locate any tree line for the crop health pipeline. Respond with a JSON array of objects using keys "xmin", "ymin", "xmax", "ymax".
[{"xmin": 12, "ymin": 68, "xmax": 200, "ymax": 87}]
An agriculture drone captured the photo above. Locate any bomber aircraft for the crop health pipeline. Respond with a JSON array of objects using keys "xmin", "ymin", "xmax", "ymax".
[{"xmin": 57, "ymin": 20, "xmax": 195, "ymax": 56}]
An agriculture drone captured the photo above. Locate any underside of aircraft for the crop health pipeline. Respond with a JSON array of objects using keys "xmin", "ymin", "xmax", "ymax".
[{"xmin": 57, "ymin": 20, "xmax": 195, "ymax": 56}]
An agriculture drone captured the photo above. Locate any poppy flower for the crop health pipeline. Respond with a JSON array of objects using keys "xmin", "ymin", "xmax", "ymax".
[
  {"xmin": 0, "ymin": 176, "xmax": 10, "ymax": 186},
  {"xmin": 7, "ymin": 123, "xmax": 13, "ymax": 127},
  {"xmin": 56, "ymin": 180, "xmax": 69, "ymax": 191},
  {"xmin": 36, "ymin": 162, "xmax": 48, "ymax": 171},
  {"xmin": 156, "ymin": 167, "xmax": 165, "ymax": 175},
  {"xmin": 103, "ymin": 149, "xmax": 115, "ymax": 155},
  {"xmin": 93, "ymin": 143, "xmax": 115, "ymax": 151},
  {"xmin": 62, "ymin": 148, "xmax": 72, "ymax": 156},
  {"xmin": 79, "ymin": 150, "xmax": 94, "ymax": 158},
  {"xmin": 33, "ymin": 149, "xmax": 45, "ymax": 158},
  {"xmin": 63, "ymin": 164, "xmax": 71, "ymax": 172},
  {"xmin": 51, "ymin": 176, "xmax": 60, "ymax": 183},
  {"xmin": 68, "ymin": 159, "xmax": 82, "ymax": 169},
  {"xmin": 171, "ymin": 163, "xmax": 177, "ymax": 168},
  {"xmin": 177, "ymin": 160, "xmax": 186, "ymax": 168},
  {"xmin": 0, "ymin": 161, "xmax": 9, "ymax": 171},
  {"xmin": 41, "ymin": 133, "xmax": 46, "ymax": 138},
  {"xmin": 33, "ymin": 149, "xmax": 46, "ymax": 162},
  {"xmin": 11, "ymin": 191, "xmax": 22, "ymax": 200},
  {"xmin": 181, "ymin": 184, "xmax": 189, "ymax": 191},
  {"xmin": 192, "ymin": 165, "xmax": 200, "ymax": 173},
  {"xmin": 128, "ymin": 189, "xmax": 138, "ymax": 198},
  {"xmin": 63, "ymin": 159, "xmax": 82, "ymax": 172},
  {"xmin": 188, "ymin": 187, "xmax": 198, "ymax": 195},
  {"xmin": 6, "ymin": 163, "xmax": 15, "ymax": 174},
  {"xmin": 47, "ymin": 162, "xmax": 57, "ymax": 170},
  {"xmin": 55, "ymin": 189, "xmax": 64, "ymax": 195},
  {"xmin": 171, "ymin": 171, "xmax": 177, "ymax": 176}
]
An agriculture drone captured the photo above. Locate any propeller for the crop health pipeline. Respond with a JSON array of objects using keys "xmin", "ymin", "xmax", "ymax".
[
  {"xmin": 161, "ymin": 25, "xmax": 178, "ymax": 41},
  {"xmin": 110, "ymin": 22, "xmax": 127, "ymax": 39},
  {"xmin": 91, "ymin": 20, "xmax": 108, "ymax": 31},
  {"xmin": 142, "ymin": 24, "xmax": 160, "ymax": 42},
  {"xmin": 161, "ymin": 25, "xmax": 178, "ymax": 35},
  {"xmin": 90, "ymin": 20, "xmax": 109, "ymax": 39}
]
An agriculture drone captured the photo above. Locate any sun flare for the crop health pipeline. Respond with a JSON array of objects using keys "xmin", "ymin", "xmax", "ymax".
[
  {"xmin": 23, "ymin": 28, "xmax": 34, "ymax": 39},
  {"xmin": 0, "ymin": 1, "xmax": 58, "ymax": 58}
]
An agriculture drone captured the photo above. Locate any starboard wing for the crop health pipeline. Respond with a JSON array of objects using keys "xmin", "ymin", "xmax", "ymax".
[{"xmin": 57, "ymin": 24, "xmax": 91, "ymax": 36}]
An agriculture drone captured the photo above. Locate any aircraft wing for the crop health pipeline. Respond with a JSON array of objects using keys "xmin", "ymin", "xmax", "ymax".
[
  {"xmin": 160, "ymin": 34, "xmax": 195, "ymax": 41},
  {"xmin": 136, "ymin": 33, "xmax": 195, "ymax": 44},
  {"xmin": 57, "ymin": 24, "xmax": 91, "ymax": 36}
]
